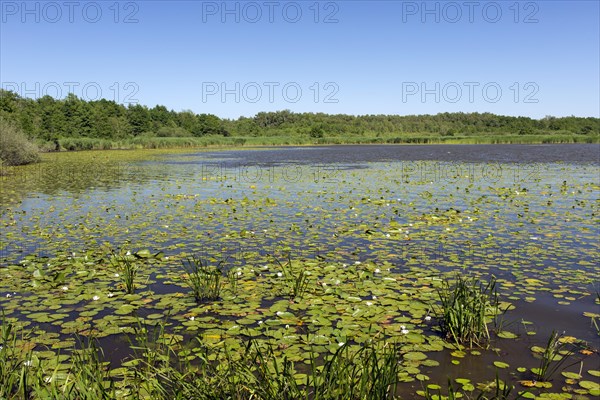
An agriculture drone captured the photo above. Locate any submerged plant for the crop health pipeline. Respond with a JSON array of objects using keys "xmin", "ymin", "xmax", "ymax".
[
  {"xmin": 181, "ymin": 256, "xmax": 223, "ymax": 302},
  {"xmin": 437, "ymin": 274, "xmax": 500, "ymax": 348}
]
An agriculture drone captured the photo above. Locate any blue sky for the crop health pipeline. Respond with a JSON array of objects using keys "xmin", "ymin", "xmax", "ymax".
[{"xmin": 1, "ymin": 1, "xmax": 598, "ymax": 119}]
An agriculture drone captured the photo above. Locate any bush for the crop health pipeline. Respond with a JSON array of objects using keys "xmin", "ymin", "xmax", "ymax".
[{"xmin": 0, "ymin": 118, "xmax": 40, "ymax": 166}]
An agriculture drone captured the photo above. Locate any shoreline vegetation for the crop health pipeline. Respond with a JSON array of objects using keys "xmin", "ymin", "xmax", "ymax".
[{"xmin": 0, "ymin": 89, "xmax": 598, "ymax": 167}]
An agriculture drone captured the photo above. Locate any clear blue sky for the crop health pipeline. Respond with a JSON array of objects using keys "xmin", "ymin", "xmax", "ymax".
[{"xmin": 1, "ymin": 1, "xmax": 598, "ymax": 119}]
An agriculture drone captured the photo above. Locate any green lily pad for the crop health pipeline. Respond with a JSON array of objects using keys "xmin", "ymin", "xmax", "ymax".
[{"xmin": 496, "ymin": 331, "xmax": 518, "ymax": 339}]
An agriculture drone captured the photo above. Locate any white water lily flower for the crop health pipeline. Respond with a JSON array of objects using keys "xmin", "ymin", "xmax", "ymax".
[
  {"xmin": 61, "ymin": 286, "xmax": 68, "ymax": 291},
  {"xmin": 338, "ymin": 342, "xmax": 345, "ymax": 347},
  {"xmin": 285, "ymin": 324, "xmax": 290, "ymax": 329},
  {"xmin": 276, "ymin": 311, "xmax": 283, "ymax": 316},
  {"xmin": 92, "ymin": 295, "xmax": 100, "ymax": 301},
  {"xmin": 372, "ymin": 295, "xmax": 377, "ymax": 300},
  {"xmin": 24, "ymin": 360, "xmax": 32, "ymax": 367},
  {"xmin": 5, "ymin": 293, "xmax": 11, "ymax": 298},
  {"xmin": 258, "ymin": 320, "xmax": 263, "ymax": 325},
  {"xmin": 237, "ymin": 271, "xmax": 242, "ymax": 276},
  {"xmin": 425, "ymin": 316, "xmax": 431, "ymax": 321},
  {"xmin": 355, "ymin": 261, "xmax": 361, "ymax": 265},
  {"xmin": 126, "ymin": 251, "xmax": 131, "ymax": 256},
  {"xmin": 114, "ymin": 273, "xmax": 120, "ymax": 278},
  {"xmin": 189, "ymin": 316, "xmax": 195, "ymax": 321},
  {"xmin": 386, "ymin": 234, "xmax": 390, "ymax": 237},
  {"xmin": 401, "ymin": 329, "xmax": 409, "ymax": 334},
  {"xmin": 374, "ymin": 268, "xmax": 381, "ymax": 273},
  {"xmin": 277, "ymin": 272, "xmax": 283, "ymax": 277},
  {"xmin": 366, "ymin": 301, "xmax": 373, "ymax": 306},
  {"xmin": 107, "ymin": 293, "xmax": 114, "ymax": 298}
]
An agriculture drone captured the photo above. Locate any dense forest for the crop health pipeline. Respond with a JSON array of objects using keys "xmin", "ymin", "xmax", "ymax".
[{"xmin": 0, "ymin": 89, "xmax": 598, "ymax": 149}]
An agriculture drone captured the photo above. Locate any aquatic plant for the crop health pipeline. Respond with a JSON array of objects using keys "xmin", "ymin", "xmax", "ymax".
[
  {"xmin": 273, "ymin": 254, "xmax": 311, "ymax": 301},
  {"xmin": 437, "ymin": 274, "xmax": 500, "ymax": 348},
  {"xmin": 421, "ymin": 372, "xmax": 520, "ymax": 400},
  {"xmin": 531, "ymin": 330, "xmax": 582, "ymax": 382},
  {"xmin": 111, "ymin": 252, "xmax": 140, "ymax": 294},
  {"xmin": 181, "ymin": 256, "xmax": 223, "ymax": 302}
]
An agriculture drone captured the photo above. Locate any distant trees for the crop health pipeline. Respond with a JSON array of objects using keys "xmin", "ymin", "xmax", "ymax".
[{"xmin": 0, "ymin": 89, "xmax": 598, "ymax": 146}]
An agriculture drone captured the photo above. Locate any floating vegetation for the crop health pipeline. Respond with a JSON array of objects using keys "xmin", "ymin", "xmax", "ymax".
[{"xmin": 0, "ymin": 145, "xmax": 599, "ymax": 398}]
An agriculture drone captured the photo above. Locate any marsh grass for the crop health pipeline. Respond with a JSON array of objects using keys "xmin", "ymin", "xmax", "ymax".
[
  {"xmin": 181, "ymin": 256, "xmax": 223, "ymax": 302},
  {"xmin": 437, "ymin": 275, "xmax": 500, "ymax": 348},
  {"xmin": 226, "ymin": 268, "xmax": 240, "ymax": 296},
  {"xmin": 110, "ymin": 253, "xmax": 140, "ymax": 294},
  {"xmin": 273, "ymin": 254, "xmax": 311, "ymax": 301},
  {"xmin": 309, "ymin": 341, "xmax": 401, "ymax": 399},
  {"xmin": 532, "ymin": 330, "xmax": 582, "ymax": 382},
  {"xmin": 0, "ymin": 313, "xmax": 33, "ymax": 399},
  {"xmin": 56, "ymin": 336, "xmax": 117, "ymax": 399},
  {"xmin": 0, "ymin": 313, "xmax": 117, "ymax": 399}
]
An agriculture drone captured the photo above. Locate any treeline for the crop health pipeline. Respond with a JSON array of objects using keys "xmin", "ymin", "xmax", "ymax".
[{"xmin": 1, "ymin": 89, "xmax": 598, "ymax": 145}]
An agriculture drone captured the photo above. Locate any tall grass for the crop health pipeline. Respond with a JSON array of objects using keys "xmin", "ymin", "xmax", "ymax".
[
  {"xmin": 0, "ymin": 313, "xmax": 33, "ymax": 399},
  {"xmin": 181, "ymin": 256, "xmax": 223, "ymax": 302},
  {"xmin": 437, "ymin": 275, "xmax": 500, "ymax": 348},
  {"xmin": 309, "ymin": 341, "xmax": 400, "ymax": 399},
  {"xmin": 273, "ymin": 254, "xmax": 311, "ymax": 301},
  {"xmin": 532, "ymin": 330, "xmax": 582, "ymax": 382},
  {"xmin": 110, "ymin": 253, "xmax": 140, "ymax": 294}
]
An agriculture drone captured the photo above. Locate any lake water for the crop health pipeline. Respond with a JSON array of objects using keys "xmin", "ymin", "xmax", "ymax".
[{"xmin": 1, "ymin": 144, "xmax": 599, "ymax": 396}]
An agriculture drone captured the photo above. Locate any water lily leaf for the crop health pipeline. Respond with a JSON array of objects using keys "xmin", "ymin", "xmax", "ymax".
[
  {"xmin": 579, "ymin": 380, "xmax": 600, "ymax": 390},
  {"xmin": 493, "ymin": 361, "xmax": 509, "ymax": 369},
  {"xmin": 561, "ymin": 371, "xmax": 581, "ymax": 380},
  {"xmin": 496, "ymin": 331, "xmax": 518, "ymax": 339},
  {"xmin": 404, "ymin": 352, "xmax": 428, "ymax": 361}
]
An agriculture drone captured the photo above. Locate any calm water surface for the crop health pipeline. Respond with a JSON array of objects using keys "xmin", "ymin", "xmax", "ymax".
[{"xmin": 1, "ymin": 144, "xmax": 598, "ymax": 391}]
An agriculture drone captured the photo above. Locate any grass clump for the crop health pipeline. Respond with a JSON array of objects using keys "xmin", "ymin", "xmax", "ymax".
[
  {"xmin": 437, "ymin": 274, "xmax": 500, "ymax": 348},
  {"xmin": 110, "ymin": 252, "xmax": 140, "ymax": 294},
  {"xmin": 0, "ymin": 117, "xmax": 40, "ymax": 166},
  {"xmin": 531, "ymin": 330, "xmax": 583, "ymax": 382},
  {"xmin": 273, "ymin": 254, "xmax": 311, "ymax": 301},
  {"xmin": 181, "ymin": 256, "xmax": 223, "ymax": 302}
]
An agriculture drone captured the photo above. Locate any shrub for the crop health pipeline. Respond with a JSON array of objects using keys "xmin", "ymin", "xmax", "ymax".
[{"xmin": 0, "ymin": 118, "xmax": 40, "ymax": 166}]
